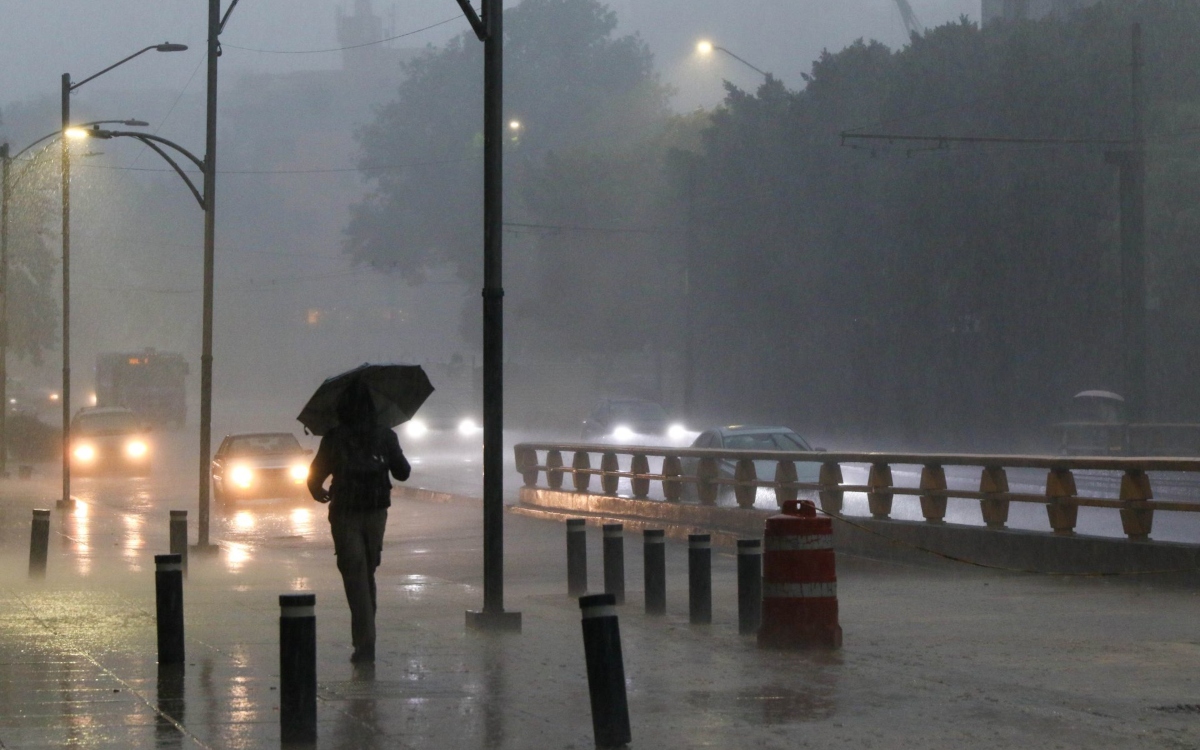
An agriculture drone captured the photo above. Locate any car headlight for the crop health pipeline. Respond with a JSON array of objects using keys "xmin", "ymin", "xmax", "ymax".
[
  {"xmin": 230, "ymin": 465, "xmax": 254, "ymax": 488},
  {"xmin": 73, "ymin": 444, "xmax": 96, "ymax": 462},
  {"xmin": 125, "ymin": 440, "xmax": 148, "ymax": 459},
  {"xmin": 289, "ymin": 463, "xmax": 309, "ymax": 482},
  {"xmin": 668, "ymin": 424, "xmax": 688, "ymax": 440},
  {"xmin": 405, "ymin": 419, "xmax": 428, "ymax": 438},
  {"xmin": 458, "ymin": 418, "xmax": 479, "ymax": 436},
  {"xmin": 611, "ymin": 425, "xmax": 635, "ymax": 441}
]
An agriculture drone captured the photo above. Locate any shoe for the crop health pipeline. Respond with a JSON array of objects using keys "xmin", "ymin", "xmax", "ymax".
[{"xmin": 350, "ymin": 646, "xmax": 375, "ymax": 663}]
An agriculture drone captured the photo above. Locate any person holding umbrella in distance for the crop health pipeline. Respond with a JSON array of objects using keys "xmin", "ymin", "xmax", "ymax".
[{"xmin": 299, "ymin": 364, "xmax": 433, "ymax": 663}]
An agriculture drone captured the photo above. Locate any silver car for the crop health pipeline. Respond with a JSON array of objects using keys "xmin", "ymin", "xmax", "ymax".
[{"xmin": 681, "ymin": 425, "xmax": 821, "ymax": 504}]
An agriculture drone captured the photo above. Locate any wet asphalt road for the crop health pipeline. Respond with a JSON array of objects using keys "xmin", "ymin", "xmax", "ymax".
[{"xmin": 0, "ymin": 429, "xmax": 1198, "ymax": 748}]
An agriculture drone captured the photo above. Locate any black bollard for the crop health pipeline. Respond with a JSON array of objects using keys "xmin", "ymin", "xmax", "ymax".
[
  {"xmin": 579, "ymin": 593, "xmax": 632, "ymax": 748},
  {"xmin": 567, "ymin": 518, "xmax": 588, "ymax": 596},
  {"xmin": 28, "ymin": 509, "xmax": 50, "ymax": 578},
  {"xmin": 688, "ymin": 533, "xmax": 712, "ymax": 625},
  {"xmin": 643, "ymin": 529, "xmax": 665, "ymax": 616},
  {"xmin": 155, "ymin": 554, "xmax": 185, "ymax": 665},
  {"xmin": 169, "ymin": 510, "xmax": 189, "ymax": 576},
  {"xmin": 602, "ymin": 523, "xmax": 625, "ymax": 605},
  {"xmin": 737, "ymin": 538, "xmax": 762, "ymax": 635},
  {"xmin": 279, "ymin": 593, "xmax": 317, "ymax": 744}
]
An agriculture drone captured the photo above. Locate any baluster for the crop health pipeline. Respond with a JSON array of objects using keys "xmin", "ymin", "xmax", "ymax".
[
  {"xmin": 662, "ymin": 456, "xmax": 683, "ymax": 502},
  {"xmin": 867, "ymin": 463, "xmax": 893, "ymax": 519},
  {"xmin": 1045, "ymin": 467, "xmax": 1077, "ymax": 535},
  {"xmin": 919, "ymin": 464, "xmax": 947, "ymax": 523},
  {"xmin": 697, "ymin": 457, "xmax": 719, "ymax": 505},
  {"xmin": 630, "ymin": 454, "xmax": 650, "ymax": 499},
  {"xmin": 600, "ymin": 452, "xmax": 620, "ymax": 496},
  {"xmin": 517, "ymin": 447, "xmax": 539, "ymax": 487},
  {"xmin": 774, "ymin": 460, "xmax": 798, "ymax": 507},
  {"xmin": 979, "ymin": 466, "xmax": 1010, "ymax": 529},
  {"xmin": 818, "ymin": 461, "xmax": 844, "ymax": 515},
  {"xmin": 573, "ymin": 451, "xmax": 592, "ymax": 493},
  {"xmin": 734, "ymin": 459, "xmax": 757, "ymax": 509},
  {"xmin": 1119, "ymin": 469, "xmax": 1154, "ymax": 540},
  {"xmin": 546, "ymin": 450, "xmax": 564, "ymax": 490}
]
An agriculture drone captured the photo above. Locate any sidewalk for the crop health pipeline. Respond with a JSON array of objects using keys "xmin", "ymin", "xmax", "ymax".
[{"xmin": 0, "ymin": 475, "xmax": 1198, "ymax": 748}]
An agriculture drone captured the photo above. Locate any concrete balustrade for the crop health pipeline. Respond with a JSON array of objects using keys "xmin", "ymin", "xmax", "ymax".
[{"xmin": 514, "ymin": 442, "xmax": 1200, "ymax": 541}]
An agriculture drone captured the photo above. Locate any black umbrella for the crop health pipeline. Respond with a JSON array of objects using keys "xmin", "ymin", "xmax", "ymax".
[{"xmin": 297, "ymin": 363, "xmax": 434, "ymax": 436}]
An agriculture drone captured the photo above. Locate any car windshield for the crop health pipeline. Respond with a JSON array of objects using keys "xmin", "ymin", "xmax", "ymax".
[
  {"xmin": 225, "ymin": 434, "xmax": 302, "ymax": 455},
  {"xmin": 73, "ymin": 412, "xmax": 140, "ymax": 435},
  {"xmin": 725, "ymin": 432, "xmax": 811, "ymax": 451},
  {"xmin": 608, "ymin": 401, "xmax": 667, "ymax": 422}
]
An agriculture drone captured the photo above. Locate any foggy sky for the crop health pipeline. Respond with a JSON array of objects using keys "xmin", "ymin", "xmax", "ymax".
[{"xmin": 1, "ymin": 0, "xmax": 978, "ymax": 114}]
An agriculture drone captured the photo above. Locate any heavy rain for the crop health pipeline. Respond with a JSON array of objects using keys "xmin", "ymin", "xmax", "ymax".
[{"xmin": 0, "ymin": 0, "xmax": 1198, "ymax": 747}]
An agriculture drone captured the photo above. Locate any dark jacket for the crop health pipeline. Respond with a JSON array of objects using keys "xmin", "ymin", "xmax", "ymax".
[{"xmin": 308, "ymin": 425, "xmax": 410, "ymax": 511}]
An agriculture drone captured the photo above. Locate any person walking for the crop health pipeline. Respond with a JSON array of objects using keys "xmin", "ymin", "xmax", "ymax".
[{"xmin": 307, "ymin": 381, "xmax": 411, "ymax": 663}]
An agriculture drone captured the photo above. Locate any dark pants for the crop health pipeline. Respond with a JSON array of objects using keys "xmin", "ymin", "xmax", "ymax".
[{"xmin": 329, "ymin": 507, "xmax": 388, "ymax": 655}]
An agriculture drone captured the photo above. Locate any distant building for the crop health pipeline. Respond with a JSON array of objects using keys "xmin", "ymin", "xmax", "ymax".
[{"xmin": 981, "ymin": 0, "xmax": 1100, "ymax": 25}]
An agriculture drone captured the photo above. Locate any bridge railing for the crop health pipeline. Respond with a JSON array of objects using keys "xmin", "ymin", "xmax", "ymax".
[{"xmin": 513, "ymin": 443, "xmax": 1200, "ymax": 541}]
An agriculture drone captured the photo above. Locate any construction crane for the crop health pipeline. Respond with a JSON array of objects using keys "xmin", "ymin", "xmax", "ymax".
[{"xmin": 894, "ymin": 0, "xmax": 925, "ymax": 36}]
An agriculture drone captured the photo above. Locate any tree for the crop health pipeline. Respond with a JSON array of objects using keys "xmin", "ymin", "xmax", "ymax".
[
  {"xmin": 2, "ymin": 140, "xmax": 60, "ymax": 363},
  {"xmin": 347, "ymin": 0, "xmax": 670, "ymax": 289}
]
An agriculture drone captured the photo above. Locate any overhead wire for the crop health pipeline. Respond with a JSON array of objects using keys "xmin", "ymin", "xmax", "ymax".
[{"xmin": 222, "ymin": 15, "xmax": 464, "ymax": 55}]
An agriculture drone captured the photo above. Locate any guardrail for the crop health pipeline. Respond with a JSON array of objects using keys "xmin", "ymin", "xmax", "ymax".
[{"xmin": 513, "ymin": 443, "xmax": 1200, "ymax": 541}]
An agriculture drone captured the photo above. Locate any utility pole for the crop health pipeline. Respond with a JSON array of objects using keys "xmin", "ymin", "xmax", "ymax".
[
  {"xmin": 60, "ymin": 73, "xmax": 72, "ymax": 509},
  {"xmin": 196, "ymin": 0, "xmax": 222, "ymax": 551},
  {"xmin": 0, "ymin": 144, "xmax": 8, "ymax": 477},
  {"xmin": 458, "ymin": 0, "xmax": 521, "ymax": 632},
  {"xmin": 1116, "ymin": 23, "xmax": 1146, "ymax": 424},
  {"xmin": 682, "ymin": 156, "xmax": 696, "ymax": 416}
]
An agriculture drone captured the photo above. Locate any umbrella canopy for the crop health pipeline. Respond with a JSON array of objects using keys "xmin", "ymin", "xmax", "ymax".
[{"xmin": 297, "ymin": 363, "xmax": 434, "ymax": 436}]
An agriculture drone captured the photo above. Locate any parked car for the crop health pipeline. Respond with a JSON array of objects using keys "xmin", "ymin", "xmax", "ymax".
[
  {"xmin": 581, "ymin": 397, "xmax": 687, "ymax": 442},
  {"xmin": 680, "ymin": 425, "xmax": 821, "ymax": 503},
  {"xmin": 211, "ymin": 432, "xmax": 312, "ymax": 504},
  {"xmin": 70, "ymin": 407, "xmax": 152, "ymax": 475}
]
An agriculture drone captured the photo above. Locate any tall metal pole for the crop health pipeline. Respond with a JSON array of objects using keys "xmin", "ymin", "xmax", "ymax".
[
  {"xmin": 1121, "ymin": 22, "xmax": 1147, "ymax": 425},
  {"xmin": 682, "ymin": 157, "xmax": 695, "ymax": 415},
  {"xmin": 197, "ymin": 0, "xmax": 220, "ymax": 550},
  {"xmin": 60, "ymin": 73, "xmax": 72, "ymax": 508},
  {"xmin": 466, "ymin": 0, "xmax": 519, "ymax": 631},
  {"xmin": 0, "ymin": 144, "xmax": 9, "ymax": 477}
]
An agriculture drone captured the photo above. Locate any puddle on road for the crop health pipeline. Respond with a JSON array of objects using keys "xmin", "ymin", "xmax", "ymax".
[{"xmin": 685, "ymin": 682, "xmax": 838, "ymax": 723}]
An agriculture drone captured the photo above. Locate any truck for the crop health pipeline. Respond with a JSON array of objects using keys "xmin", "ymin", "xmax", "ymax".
[{"xmin": 95, "ymin": 349, "xmax": 189, "ymax": 428}]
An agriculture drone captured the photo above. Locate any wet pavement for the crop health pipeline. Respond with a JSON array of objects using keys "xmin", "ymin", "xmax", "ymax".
[{"xmin": 1, "ymin": 455, "xmax": 1199, "ymax": 748}]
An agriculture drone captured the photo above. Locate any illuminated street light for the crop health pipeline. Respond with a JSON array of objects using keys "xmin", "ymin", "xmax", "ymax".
[{"xmin": 694, "ymin": 38, "xmax": 771, "ymax": 79}]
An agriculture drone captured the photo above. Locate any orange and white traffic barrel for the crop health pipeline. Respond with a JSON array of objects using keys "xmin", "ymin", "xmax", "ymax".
[{"xmin": 758, "ymin": 499, "xmax": 842, "ymax": 649}]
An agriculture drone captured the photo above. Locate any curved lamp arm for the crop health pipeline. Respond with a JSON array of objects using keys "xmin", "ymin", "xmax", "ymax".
[{"xmin": 89, "ymin": 130, "xmax": 207, "ymax": 210}]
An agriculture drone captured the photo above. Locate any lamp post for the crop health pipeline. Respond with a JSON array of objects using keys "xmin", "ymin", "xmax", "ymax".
[
  {"xmin": 61, "ymin": 43, "xmax": 187, "ymax": 508},
  {"xmin": 2, "ymin": 120, "xmax": 148, "ymax": 478},
  {"xmin": 454, "ymin": 0, "xmax": 521, "ymax": 631},
  {"xmin": 695, "ymin": 39, "xmax": 771, "ymax": 80}
]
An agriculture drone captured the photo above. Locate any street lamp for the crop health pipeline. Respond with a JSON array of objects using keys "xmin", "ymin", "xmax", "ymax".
[
  {"xmin": 61, "ymin": 43, "xmax": 187, "ymax": 508},
  {"xmin": 695, "ymin": 39, "xmax": 772, "ymax": 80},
  {"xmin": 1, "ymin": 119, "xmax": 148, "ymax": 477}
]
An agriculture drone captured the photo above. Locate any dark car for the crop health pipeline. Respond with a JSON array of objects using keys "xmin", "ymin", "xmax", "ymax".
[
  {"xmin": 402, "ymin": 397, "xmax": 481, "ymax": 441},
  {"xmin": 70, "ymin": 407, "xmax": 153, "ymax": 476},
  {"xmin": 581, "ymin": 397, "xmax": 686, "ymax": 442},
  {"xmin": 211, "ymin": 432, "xmax": 313, "ymax": 504},
  {"xmin": 681, "ymin": 425, "xmax": 821, "ymax": 503}
]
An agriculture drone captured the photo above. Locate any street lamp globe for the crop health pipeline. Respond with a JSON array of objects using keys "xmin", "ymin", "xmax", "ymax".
[
  {"xmin": 63, "ymin": 128, "xmax": 91, "ymax": 141},
  {"xmin": 508, "ymin": 120, "xmax": 522, "ymax": 131},
  {"xmin": 696, "ymin": 40, "xmax": 714, "ymax": 56},
  {"xmin": 155, "ymin": 43, "xmax": 189, "ymax": 53}
]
